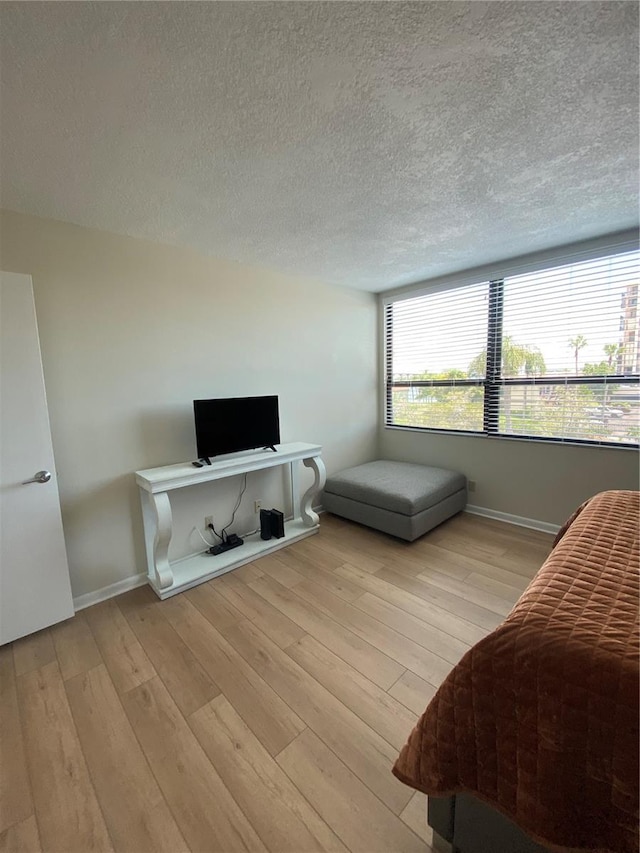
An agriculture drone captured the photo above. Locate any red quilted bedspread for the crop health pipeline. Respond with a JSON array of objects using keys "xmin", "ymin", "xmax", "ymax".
[{"xmin": 393, "ymin": 490, "xmax": 639, "ymax": 853}]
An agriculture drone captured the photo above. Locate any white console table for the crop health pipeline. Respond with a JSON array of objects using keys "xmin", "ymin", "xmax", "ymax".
[{"xmin": 135, "ymin": 442, "xmax": 325, "ymax": 599}]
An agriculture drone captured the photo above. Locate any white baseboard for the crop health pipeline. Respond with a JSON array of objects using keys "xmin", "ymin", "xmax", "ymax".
[
  {"xmin": 73, "ymin": 573, "xmax": 148, "ymax": 612},
  {"xmin": 465, "ymin": 505, "xmax": 560, "ymax": 535}
]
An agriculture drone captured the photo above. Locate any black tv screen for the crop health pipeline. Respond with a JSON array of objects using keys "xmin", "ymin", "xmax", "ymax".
[{"xmin": 194, "ymin": 395, "xmax": 280, "ymax": 459}]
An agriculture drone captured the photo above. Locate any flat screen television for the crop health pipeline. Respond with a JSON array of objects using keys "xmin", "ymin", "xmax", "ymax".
[{"xmin": 193, "ymin": 395, "xmax": 280, "ymax": 460}]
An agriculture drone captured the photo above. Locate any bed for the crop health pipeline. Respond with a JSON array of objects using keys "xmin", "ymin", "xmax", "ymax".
[{"xmin": 393, "ymin": 490, "xmax": 639, "ymax": 853}]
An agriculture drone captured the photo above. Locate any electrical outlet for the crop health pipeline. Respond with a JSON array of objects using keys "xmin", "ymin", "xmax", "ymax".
[
  {"xmin": 468, "ymin": 480, "xmax": 477, "ymax": 492},
  {"xmin": 254, "ymin": 500, "xmax": 262, "ymax": 513},
  {"xmin": 204, "ymin": 515, "xmax": 214, "ymax": 529}
]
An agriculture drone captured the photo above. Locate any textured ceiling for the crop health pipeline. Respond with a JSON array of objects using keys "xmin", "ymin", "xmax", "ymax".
[{"xmin": 0, "ymin": 1, "xmax": 637, "ymax": 293}]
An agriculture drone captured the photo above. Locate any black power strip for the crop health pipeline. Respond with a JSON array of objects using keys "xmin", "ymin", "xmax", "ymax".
[{"xmin": 208, "ymin": 534, "xmax": 243, "ymax": 556}]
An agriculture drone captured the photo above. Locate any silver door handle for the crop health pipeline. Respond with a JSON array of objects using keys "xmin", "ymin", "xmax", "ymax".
[{"xmin": 22, "ymin": 470, "xmax": 51, "ymax": 485}]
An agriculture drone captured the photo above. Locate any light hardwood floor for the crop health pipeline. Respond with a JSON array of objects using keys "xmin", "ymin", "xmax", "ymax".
[{"xmin": 1, "ymin": 512, "xmax": 554, "ymax": 853}]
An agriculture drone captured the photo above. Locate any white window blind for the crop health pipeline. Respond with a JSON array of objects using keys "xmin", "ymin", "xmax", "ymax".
[{"xmin": 385, "ymin": 248, "xmax": 640, "ymax": 447}]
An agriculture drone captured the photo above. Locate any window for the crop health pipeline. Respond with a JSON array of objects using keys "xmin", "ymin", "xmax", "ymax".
[{"xmin": 384, "ymin": 249, "xmax": 640, "ymax": 447}]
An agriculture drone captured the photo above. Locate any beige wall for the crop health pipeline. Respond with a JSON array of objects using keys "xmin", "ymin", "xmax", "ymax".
[
  {"xmin": 379, "ymin": 427, "xmax": 638, "ymax": 526},
  {"xmin": 1, "ymin": 210, "xmax": 377, "ymax": 598}
]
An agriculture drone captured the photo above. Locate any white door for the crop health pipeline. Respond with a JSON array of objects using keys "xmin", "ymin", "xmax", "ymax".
[{"xmin": 0, "ymin": 271, "xmax": 74, "ymax": 644}]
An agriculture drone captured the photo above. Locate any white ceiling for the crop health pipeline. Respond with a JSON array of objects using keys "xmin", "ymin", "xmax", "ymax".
[{"xmin": 0, "ymin": 2, "xmax": 637, "ymax": 293}]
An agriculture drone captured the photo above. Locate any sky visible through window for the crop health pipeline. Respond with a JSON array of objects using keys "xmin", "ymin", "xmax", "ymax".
[{"xmin": 392, "ymin": 251, "xmax": 640, "ymax": 378}]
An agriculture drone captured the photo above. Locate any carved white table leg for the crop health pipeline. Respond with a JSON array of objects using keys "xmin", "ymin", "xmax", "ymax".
[
  {"xmin": 300, "ymin": 455, "xmax": 326, "ymax": 527},
  {"xmin": 140, "ymin": 490, "xmax": 174, "ymax": 589},
  {"xmin": 289, "ymin": 461, "xmax": 299, "ymax": 519}
]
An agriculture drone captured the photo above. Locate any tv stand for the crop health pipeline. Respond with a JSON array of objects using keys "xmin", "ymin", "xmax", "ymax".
[
  {"xmin": 264, "ymin": 444, "xmax": 277, "ymax": 452},
  {"xmin": 135, "ymin": 442, "xmax": 325, "ymax": 599}
]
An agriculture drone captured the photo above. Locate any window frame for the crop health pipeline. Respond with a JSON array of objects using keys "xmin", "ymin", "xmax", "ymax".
[{"xmin": 382, "ymin": 235, "xmax": 640, "ymax": 449}]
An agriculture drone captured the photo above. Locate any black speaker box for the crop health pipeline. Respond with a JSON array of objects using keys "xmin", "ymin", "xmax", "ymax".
[
  {"xmin": 270, "ymin": 508, "xmax": 285, "ymax": 539},
  {"xmin": 259, "ymin": 509, "xmax": 273, "ymax": 540}
]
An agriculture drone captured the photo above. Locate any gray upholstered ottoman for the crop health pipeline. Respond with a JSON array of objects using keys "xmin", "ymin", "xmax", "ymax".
[{"xmin": 322, "ymin": 460, "xmax": 467, "ymax": 541}]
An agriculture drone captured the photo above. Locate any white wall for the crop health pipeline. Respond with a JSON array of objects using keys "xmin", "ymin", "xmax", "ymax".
[{"xmin": 0, "ymin": 210, "xmax": 377, "ymax": 598}]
